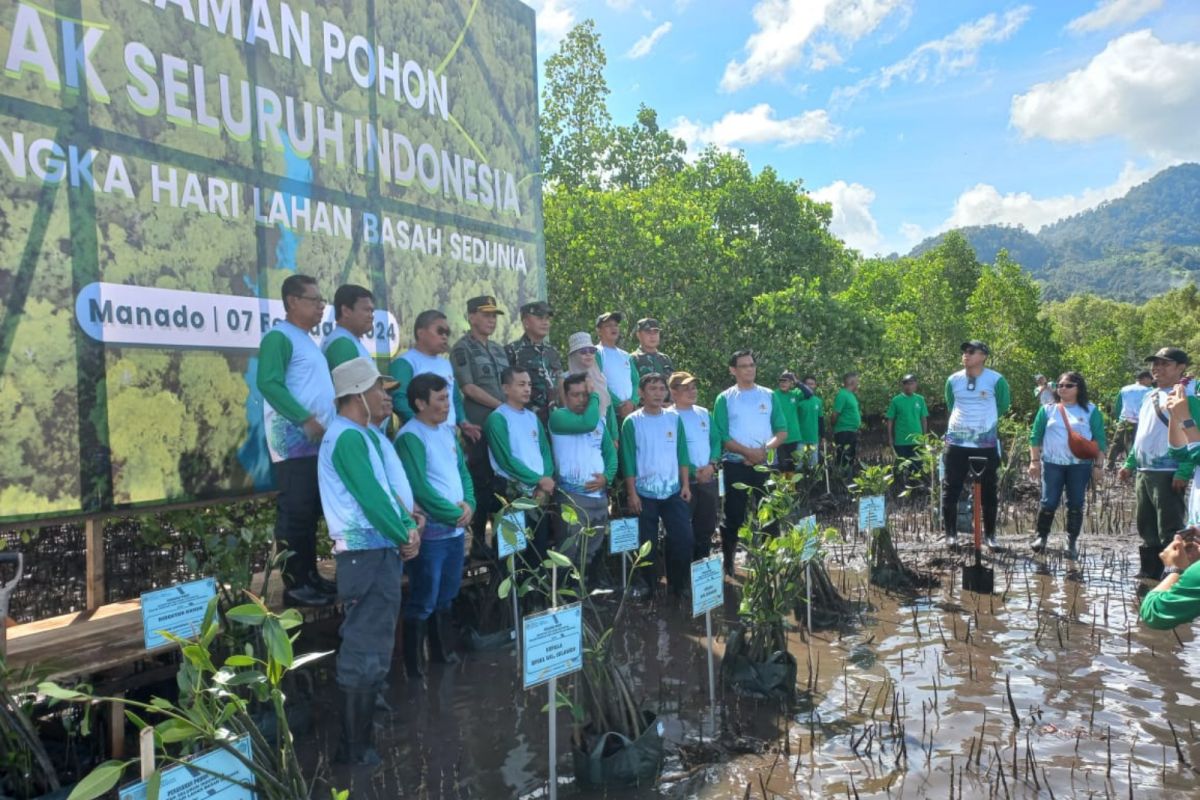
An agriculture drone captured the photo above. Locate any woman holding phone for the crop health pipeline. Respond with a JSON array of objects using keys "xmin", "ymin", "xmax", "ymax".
[{"xmin": 1027, "ymin": 371, "xmax": 1107, "ymax": 559}]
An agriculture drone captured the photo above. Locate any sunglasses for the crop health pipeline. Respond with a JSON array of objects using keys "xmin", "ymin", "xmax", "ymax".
[{"xmin": 434, "ymin": 326, "xmax": 451, "ymax": 336}]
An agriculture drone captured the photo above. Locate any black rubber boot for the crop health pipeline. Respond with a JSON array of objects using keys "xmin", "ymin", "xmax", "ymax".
[
  {"xmin": 1137, "ymin": 546, "xmax": 1164, "ymax": 579},
  {"xmin": 428, "ymin": 611, "xmax": 460, "ymax": 665},
  {"xmin": 335, "ymin": 687, "xmax": 381, "ymax": 767},
  {"xmin": 942, "ymin": 518, "xmax": 958, "ymax": 547},
  {"xmin": 402, "ymin": 619, "xmax": 425, "ymax": 679},
  {"xmin": 1030, "ymin": 509, "xmax": 1055, "ymax": 554},
  {"xmin": 1065, "ymin": 510, "xmax": 1083, "ymax": 560}
]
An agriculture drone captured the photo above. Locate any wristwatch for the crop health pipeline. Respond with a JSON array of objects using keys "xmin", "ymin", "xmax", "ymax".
[
  {"xmin": 1163, "ymin": 566, "xmax": 1184, "ymax": 576},
  {"xmin": 1183, "ymin": 418, "xmax": 1197, "ymax": 429}
]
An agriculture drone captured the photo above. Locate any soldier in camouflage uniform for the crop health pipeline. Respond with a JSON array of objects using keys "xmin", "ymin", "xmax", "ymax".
[
  {"xmin": 505, "ymin": 301, "xmax": 563, "ymax": 424},
  {"xmin": 632, "ymin": 318, "xmax": 675, "ymax": 379},
  {"xmin": 450, "ymin": 295, "xmax": 511, "ymax": 554}
]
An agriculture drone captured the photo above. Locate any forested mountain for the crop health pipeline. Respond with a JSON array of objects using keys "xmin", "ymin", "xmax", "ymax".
[{"xmin": 908, "ymin": 163, "xmax": 1200, "ymax": 301}]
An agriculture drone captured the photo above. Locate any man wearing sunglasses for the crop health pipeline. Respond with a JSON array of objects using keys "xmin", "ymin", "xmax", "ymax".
[
  {"xmin": 941, "ymin": 340, "xmax": 1011, "ymax": 549},
  {"xmin": 389, "ymin": 309, "xmax": 479, "ymax": 441},
  {"xmin": 257, "ymin": 274, "xmax": 337, "ymax": 607}
]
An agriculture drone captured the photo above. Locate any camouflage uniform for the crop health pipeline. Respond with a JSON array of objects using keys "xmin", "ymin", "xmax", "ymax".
[
  {"xmin": 505, "ymin": 335, "xmax": 563, "ymax": 419},
  {"xmin": 632, "ymin": 350, "xmax": 675, "ymax": 379}
]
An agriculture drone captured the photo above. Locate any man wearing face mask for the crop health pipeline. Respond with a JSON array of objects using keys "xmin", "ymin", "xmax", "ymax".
[
  {"xmin": 319, "ymin": 357, "xmax": 424, "ymax": 766},
  {"xmin": 257, "ymin": 274, "xmax": 337, "ymax": 607}
]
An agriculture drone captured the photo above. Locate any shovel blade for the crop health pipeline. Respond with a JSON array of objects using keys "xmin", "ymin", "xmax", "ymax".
[{"xmin": 962, "ymin": 563, "xmax": 994, "ymax": 595}]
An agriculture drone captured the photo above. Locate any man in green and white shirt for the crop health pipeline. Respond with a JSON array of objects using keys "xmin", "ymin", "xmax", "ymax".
[
  {"xmin": 714, "ymin": 349, "xmax": 788, "ymax": 575},
  {"xmin": 322, "ymin": 284, "xmax": 375, "ymax": 370},
  {"xmin": 595, "ymin": 311, "xmax": 640, "ymax": 420},
  {"xmin": 670, "ymin": 371, "xmax": 721, "ymax": 560},
  {"xmin": 797, "ymin": 375, "xmax": 824, "ymax": 468},
  {"xmin": 549, "ymin": 373, "xmax": 618, "ymax": 572},
  {"xmin": 257, "ymin": 274, "xmax": 337, "ymax": 607},
  {"xmin": 484, "ymin": 366, "xmax": 556, "ymax": 561},
  {"xmin": 622, "ymin": 373, "xmax": 693, "ymax": 596},
  {"xmin": 774, "ymin": 371, "xmax": 805, "ymax": 474},
  {"xmin": 941, "ymin": 340, "xmax": 1011, "ymax": 548},
  {"xmin": 1119, "ymin": 347, "xmax": 1200, "ymax": 577},
  {"xmin": 318, "ymin": 357, "xmax": 422, "ymax": 766},
  {"xmin": 389, "ymin": 309, "xmax": 479, "ymax": 442},
  {"xmin": 394, "ymin": 372, "xmax": 476, "ymax": 678}
]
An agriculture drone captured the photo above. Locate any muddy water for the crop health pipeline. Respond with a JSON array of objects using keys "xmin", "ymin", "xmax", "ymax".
[{"xmin": 302, "ymin": 491, "xmax": 1200, "ymax": 799}]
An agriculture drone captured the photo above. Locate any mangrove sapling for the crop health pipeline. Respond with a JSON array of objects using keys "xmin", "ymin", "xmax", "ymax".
[
  {"xmin": 901, "ymin": 433, "xmax": 946, "ymax": 532},
  {"xmin": 853, "ymin": 465, "xmax": 936, "ymax": 591},
  {"xmin": 495, "ymin": 499, "xmax": 658, "ymax": 755},
  {"xmin": 41, "ymin": 596, "xmax": 339, "ymax": 800}
]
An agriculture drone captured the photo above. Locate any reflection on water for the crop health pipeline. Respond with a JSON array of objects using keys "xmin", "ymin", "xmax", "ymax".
[{"xmin": 302, "ymin": 501, "xmax": 1200, "ymax": 799}]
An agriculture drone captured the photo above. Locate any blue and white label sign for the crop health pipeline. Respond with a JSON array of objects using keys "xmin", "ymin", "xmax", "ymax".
[
  {"xmin": 858, "ymin": 495, "xmax": 886, "ymax": 532},
  {"xmin": 797, "ymin": 515, "xmax": 818, "ymax": 533},
  {"xmin": 498, "ymin": 511, "xmax": 528, "ymax": 558},
  {"xmin": 119, "ymin": 735, "xmax": 253, "ymax": 800},
  {"xmin": 140, "ymin": 578, "xmax": 217, "ymax": 650},
  {"xmin": 690, "ymin": 555, "xmax": 724, "ymax": 617},
  {"xmin": 522, "ymin": 603, "xmax": 583, "ymax": 690},
  {"xmin": 609, "ymin": 517, "xmax": 640, "ymax": 554}
]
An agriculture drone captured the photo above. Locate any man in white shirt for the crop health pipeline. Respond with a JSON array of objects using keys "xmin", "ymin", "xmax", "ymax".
[
  {"xmin": 1108, "ymin": 370, "xmax": 1153, "ymax": 468},
  {"xmin": 670, "ymin": 371, "xmax": 721, "ymax": 561},
  {"xmin": 595, "ymin": 311, "xmax": 639, "ymax": 420}
]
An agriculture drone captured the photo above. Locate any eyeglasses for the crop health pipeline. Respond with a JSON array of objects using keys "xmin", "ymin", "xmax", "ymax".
[
  {"xmin": 1058, "ymin": 383, "xmax": 1077, "ymax": 388},
  {"xmin": 734, "ymin": 362, "xmax": 756, "ymax": 369}
]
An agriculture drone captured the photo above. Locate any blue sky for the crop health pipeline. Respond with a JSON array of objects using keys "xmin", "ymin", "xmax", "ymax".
[{"xmin": 523, "ymin": 0, "xmax": 1200, "ymax": 255}]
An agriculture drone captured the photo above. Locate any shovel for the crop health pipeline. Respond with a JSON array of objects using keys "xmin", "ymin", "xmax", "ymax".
[
  {"xmin": 962, "ymin": 456, "xmax": 994, "ymax": 594},
  {"xmin": 0, "ymin": 552, "xmax": 23, "ymax": 658}
]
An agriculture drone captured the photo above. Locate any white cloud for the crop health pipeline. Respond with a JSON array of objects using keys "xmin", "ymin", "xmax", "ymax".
[
  {"xmin": 628, "ymin": 22, "xmax": 673, "ymax": 59},
  {"xmin": 920, "ymin": 162, "xmax": 1161, "ymax": 241},
  {"xmin": 1010, "ymin": 30, "xmax": 1200, "ymax": 160},
  {"xmin": 1066, "ymin": 0, "xmax": 1162, "ymax": 34},
  {"xmin": 720, "ymin": 0, "xmax": 908, "ymax": 92},
  {"xmin": 834, "ymin": 6, "xmax": 1031, "ymax": 103},
  {"xmin": 810, "ymin": 181, "xmax": 882, "ymax": 253},
  {"xmin": 606, "ymin": 0, "xmax": 635, "ymax": 9},
  {"xmin": 671, "ymin": 104, "xmax": 841, "ymax": 152},
  {"xmin": 529, "ymin": 0, "xmax": 577, "ymax": 50}
]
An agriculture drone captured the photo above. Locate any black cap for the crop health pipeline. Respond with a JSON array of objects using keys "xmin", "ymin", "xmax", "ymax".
[
  {"xmin": 779, "ymin": 370, "xmax": 798, "ymax": 382},
  {"xmin": 636, "ymin": 317, "xmax": 661, "ymax": 332},
  {"xmin": 901, "ymin": 373, "xmax": 918, "ymax": 383},
  {"xmin": 520, "ymin": 300, "xmax": 553, "ymax": 317},
  {"xmin": 596, "ymin": 311, "xmax": 623, "ymax": 327},
  {"xmin": 961, "ymin": 340, "xmax": 990, "ymax": 355},
  {"xmin": 1145, "ymin": 346, "xmax": 1190, "ymax": 365},
  {"xmin": 467, "ymin": 295, "xmax": 503, "ymax": 314}
]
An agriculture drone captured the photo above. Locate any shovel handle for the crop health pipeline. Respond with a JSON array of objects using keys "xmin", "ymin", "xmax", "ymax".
[{"xmin": 973, "ymin": 481, "xmax": 983, "ymax": 553}]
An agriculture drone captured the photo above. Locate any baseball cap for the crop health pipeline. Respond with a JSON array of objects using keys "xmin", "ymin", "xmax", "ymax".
[
  {"xmin": 467, "ymin": 295, "xmax": 503, "ymax": 314},
  {"xmin": 595, "ymin": 311, "xmax": 623, "ymax": 327},
  {"xmin": 779, "ymin": 370, "xmax": 798, "ymax": 382},
  {"xmin": 332, "ymin": 357, "xmax": 397, "ymax": 398},
  {"xmin": 636, "ymin": 318, "xmax": 661, "ymax": 332},
  {"xmin": 901, "ymin": 373, "xmax": 918, "ymax": 383},
  {"xmin": 960, "ymin": 340, "xmax": 990, "ymax": 355},
  {"xmin": 1145, "ymin": 347, "xmax": 1190, "ymax": 364},
  {"xmin": 520, "ymin": 300, "xmax": 553, "ymax": 317},
  {"xmin": 568, "ymin": 332, "xmax": 597, "ymax": 355},
  {"xmin": 668, "ymin": 371, "xmax": 698, "ymax": 388}
]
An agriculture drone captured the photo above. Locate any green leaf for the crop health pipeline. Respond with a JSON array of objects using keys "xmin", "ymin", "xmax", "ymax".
[
  {"xmin": 291, "ymin": 650, "xmax": 335, "ymax": 670},
  {"xmin": 498, "ymin": 576, "xmax": 512, "ymax": 599},
  {"xmin": 263, "ymin": 617, "xmax": 294, "ymax": 669},
  {"xmin": 38, "ymin": 682, "xmax": 88, "ymax": 701},
  {"xmin": 224, "ymin": 603, "xmax": 266, "ymax": 626},
  {"xmin": 546, "ymin": 550, "xmax": 573, "ymax": 568},
  {"xmin": 146, "ymin": 768, "xmax": 162, "ymax": 800},
  {"xmin": 155, "ymin": 718, "xmax": 199, "ymax": 744},
  {"xmin": 223, "ymin": 654, "xmax": 257, "ymax": 668},
  {"xmin": 67, "ymin": 760, "xmax": 127, "ymax": 800}
]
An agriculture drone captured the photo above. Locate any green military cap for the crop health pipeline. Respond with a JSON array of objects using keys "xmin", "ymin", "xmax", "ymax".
[{"xmin": 520, "ymin": 300, "xmax": 554, "ymax": 317}]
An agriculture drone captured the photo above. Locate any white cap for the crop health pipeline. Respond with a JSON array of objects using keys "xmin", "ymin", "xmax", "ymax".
[{"xmin": 331, "ymin": 357, "xmax": 396, "ymax": 398}]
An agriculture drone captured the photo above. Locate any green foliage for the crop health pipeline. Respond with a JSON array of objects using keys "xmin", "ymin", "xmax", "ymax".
[
  {"xmin": 736, "ymin": 471, "xmax": 832, "ymax": 662},
  {"xmin": 46, "ymin": 596, "xmax": 335, "ymax": 800},
  {"xmin": 0, "ymin": 656, "xmax": 61, "ymax": 797},
  {"xmin": 849, "ymin": 464, "xmax": 894, "ymax": 499},
  {"xmin": 539, "ymin": 20, "xmax": 613, "ymax": 189}
]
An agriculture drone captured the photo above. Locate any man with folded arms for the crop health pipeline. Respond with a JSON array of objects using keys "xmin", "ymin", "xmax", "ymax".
[
  {"xmin": 319, "ymin": 357, "xmax": 423, "ymax": 766},
  {"xmin": 394, "ymin": 373, "xmax": 476, "ymax": 678}
]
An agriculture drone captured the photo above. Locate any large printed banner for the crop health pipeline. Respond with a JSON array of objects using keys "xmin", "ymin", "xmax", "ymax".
[{"xmin": 0, "ymin": 0, "xmax": 544, "ymax": 523}]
